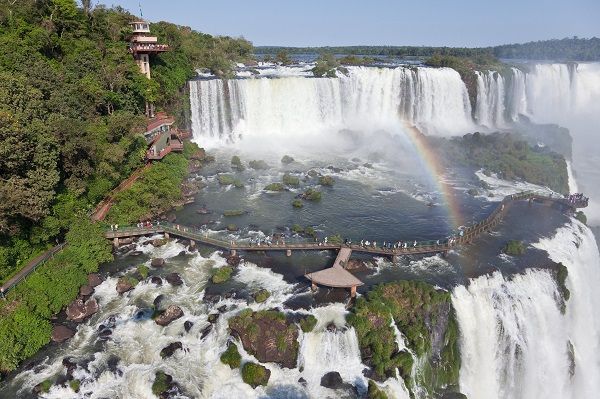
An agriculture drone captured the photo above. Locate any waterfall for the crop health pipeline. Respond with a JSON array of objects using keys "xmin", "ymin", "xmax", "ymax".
[
  {"xmin": 190, "ymin": 66, "xmax": 475, "ymax": 146},
  {"xmin": 475, "ymin": 71, "xmax": 506, "ymax": 127},
  {"xmin": 453, "ymin": 221, "xmax": 600, "ymax": 399}
]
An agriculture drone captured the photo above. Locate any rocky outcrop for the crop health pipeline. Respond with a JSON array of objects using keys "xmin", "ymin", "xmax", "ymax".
[
  {"xmin": 165, "ymin": 273, "xmax": 183, "ymax": 286},
  {"xmin": 155, "ymin": 305, "xmax": 184, "ymax": 327},
  {"xmin": 80, "ymin": 284, "xmax": 94, "ymax": 296},
  {"xmin": 320, "ymin": 371, "xmax": 344, "ymax": 389},
  {"xmin": 116, "ymin": 277, "xmax": 135, "ymax": 293},
  {"xmin": 151, "ymin": 258, "xmax": 165, "ymax": 267},
  {"xmin": 66, "ymin": 297, "xmax": 99, "ymax": 322},
  {"xmin": 228, "ymin": 309, "xmax": 299, "ymax": 368},
  {"xmin": 88, "ymin": 273, "xmax": 102, "ymax": 287},
  {"xmin": 51, "ymin": 325, "xmax": 75, "ymax": 342}
]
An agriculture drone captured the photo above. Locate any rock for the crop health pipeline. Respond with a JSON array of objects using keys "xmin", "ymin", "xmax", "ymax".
[
  {"xmin": 217, "ymin": 305, "xmax": 227, "ymax": 313},
  {"xmin": 225, "ymin": 290, "xmax": 237, "ymax": 299},
  {"xmin": 363, "ymin": 163, "xmax": 373, "ymax": 169},
  {"xmin": 160, "ymin": 342, "xmax": 183, "ymax": 358},
  {"xmin": 155, "ymin": 305, "xmax": 184, "ymax": 327},
  {"xmin": 200, "ymin": 324, "xmax": 213, "ymax": 339},
  {"xmin": 207, "ymin": 313, "xmax": 220, "ymax": 323},
  {"xmin": 184, "ymin": 320, "xmax": 194, "ymax": 333},
  {"xmin": 226, "ymin": 255, "xmax": 241, "ymax": 267},
  {"xmin": 51, "ymin": 325, "xmax": 75, "ymax": 343},
  {"xmin": 116, "ymin": 278, "xmax": 134, "ymax": 293},
  {"xmin": 197, "ymin": 207, "xmax": 211, "ymax": 214},
  {"xmin": 88, "ymin": 273, "xmax": 102, "ymax": 287},
  {"xmin": 129, "ymin": 251, "xmax": 143, "ymax": 256},
  {"xmin": 66, "ymin": 297, "xmax": 99, "ymax": 322},
  {"xmin": 63, "ymin": 357, "xmax": 77, "ymax": 378},
  {"xmin": 151, "ymin": 276, "xmax": 163, "ymax": 286},
  {"xmin": 166, "ymin": 212, "xmax": 177, "ymax": 223},
  {"xmin": 98, "ymin": 329, "xmax": 112, "ymax": 339},
  {"xmin": 320, "ymin": 371, "xmax": 344, "ymax": 389},
  {"xmin": 152, "ymin": 239, "xmax": 168, "ymax": 247},
  {"xmin": 345, "ymin": 259, "xmax": 369, "ymax": 272},
  {"xmin": 326, "ymin": 323, "xmax": 337, "ymax": 332},
  {"xmin": 154, "ymin": 295, "xmax": 165, "ymax": 308},
  {"xmin": 165, "ymin": 273, "xmax": 184, "ymax": 286},
  {"xmin": 203, "ymin": 293, "xmax": 221, "ymax": 303},
  {"xmin": 80, "ymin": 284, "xmax": 94, "ymax": 296},
  {"xmin": 298, "ymin": 377, "xmax": 307, "ymax": 387},
  {"xmin": 151, "ymin": 258, "xmax": 165, "ymax": 267}
]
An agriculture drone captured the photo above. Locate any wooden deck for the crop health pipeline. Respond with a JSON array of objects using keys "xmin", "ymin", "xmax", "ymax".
[{"xmin": 304, "ymin": 247, "xmax": 364, "ymax": 290}]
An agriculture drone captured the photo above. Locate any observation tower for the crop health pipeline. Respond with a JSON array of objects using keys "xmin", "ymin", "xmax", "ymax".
[{"xmin": 127, "ymin": 20, "xmax": 168, "ymax": 79}]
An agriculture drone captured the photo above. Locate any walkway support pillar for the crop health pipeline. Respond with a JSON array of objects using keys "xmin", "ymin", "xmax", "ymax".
[
  {"xmin": 113, "ymin": 237, "xmax": 119, "ymax": 247},
  {"xmin": 231, "ymin": 249, "xmax": 236, "ymax": 257},
  {"xmin": 165, "ymin": 232, "xmax": 169, "ymax": 240},
  {"xmin": 311, "ymin": 281, "xmax": 317, "ymax": 292},
  {"xmin": 350, "ymin": 285, "xmax": 357, "ymax": 297},
  {"xmin": 286, "ymin": 249, "xmax": 292, "ymax": 257},
  {"xmin": 391, "ymin": 254, "xmax": 397, "ymax": 263},
  {"xmin": 443, "ymin": 250, "xmax": 449, "ymax": 258}
]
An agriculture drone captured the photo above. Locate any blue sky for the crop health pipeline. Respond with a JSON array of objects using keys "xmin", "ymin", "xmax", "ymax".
[{"xmin": 108, "ymin": 0, "xmax": 600, "ymax": 47}]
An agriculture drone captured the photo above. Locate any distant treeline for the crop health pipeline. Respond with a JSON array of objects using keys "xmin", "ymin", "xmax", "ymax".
[{"xmin": 256, "ymin": 37, "xmax": 600, "ymax": 61}]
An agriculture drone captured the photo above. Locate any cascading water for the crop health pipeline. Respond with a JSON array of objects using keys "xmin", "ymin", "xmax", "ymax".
[{"xmin": 453, "ymin": 220, "xmax": 600, "ymax": 399}]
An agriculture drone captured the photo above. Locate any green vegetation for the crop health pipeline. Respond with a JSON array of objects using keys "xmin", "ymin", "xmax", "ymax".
[
  {"xmin": 234, "ymin": 180, "xmax": 244, "ymax": 188},
  {"xmin": 211, "ymin": 266, "xmax": 233, "ymax": 283},
  {"xmin": 137, "ymin": 265, "xmax": 149, "ymax": 280},
  {"xmin": 281, "ymin": 155, "xmax": 294, "ymax": 164},
  {"xmin": 303, "ymin": 188, "xmax": 322, "ymax": 200},
  {"xmin": 292, "ymin": 225, "xmax": 303, "ymax": 233},
  {"xmin": 292, "ymin": 200, "xmax": 304, "ymax": 208},
  {"xmin": 249, "ymin": 160, "xmax": 269, "ymax": 170},
  {"xmin": 264, "ymin": 183, "xmax": 285, "ymax": 191},
  {"xmin": 227, "ymin": 224, "xmax": 237, "ymax": 231},
  {"xmin": 429, "ymin": 132, "xmax": 569, "ymax": 194},
  {"xmin": 220, "ymin": 344, "xmax": 242, "ymax": 369},
  {"xmin": 231, "ymin": 156, "xmax": 246, "ymax": 171},
  {"xmin": 575, "ymin": 211, "xmax": 587, "ymax": 225},
  {"xmin": 312, "ymin": 53, "xmax": 342, "ymax": 77},
  {"xmin": 299, "ymin": 315, "xmax": 318, "ymax": 333},
  {"xmin": 219, "ymin": 175, "xmax": 236, "ymax": 185},
  {"xmin": 223, "ymin": 210, "xmax": 245, "ymax": 216},
  {"xmin": 467, "ymin": 188, "xmax": 479, "ymax": 197},
  {"xmin": 253, "ymin": 289, "xmax": 271, "ymax": 303},
  {"xmin": 151, "ymin": 371, "xmax": 170, "ymax": 397},
  {"xmin": 502, "ymin": 240, "xmax": 526, "ymax": 255},
  {"xmin": 319, "ymin": 175, "xmax": 335, "ymax": 186},
  {"xmin": 347, "ymin": 280, "xmax": 457, "ymax": 394},
  {"xmin": 283, "ymin": 174, "xmax": 300, "ymax": 186},
  {"xmin": 69, "ymin": 379, "xmax": 81, "ymax": 392},
  {"xmin": 304, "ymin": 227, "xmax": 317, "ymax": 238},
  {"xmin": 242, "ymin": 362, "xmax": 270, "ymax": 388},
  {"xmin": 367, "ymin": 380, "xmax": 389, "ymax": 399},
  {"xmin": 40, "ymin": 380, "xmax": 53, "ymax": 394},
  {"xmin": 556, "ymin": 262, "xmax": 570, "ymax": 303}
]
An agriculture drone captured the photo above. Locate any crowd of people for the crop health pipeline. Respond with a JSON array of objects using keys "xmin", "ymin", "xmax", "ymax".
[{"xmin": 567, "ymin": 192, "xmax": 589, "ymax": 206}]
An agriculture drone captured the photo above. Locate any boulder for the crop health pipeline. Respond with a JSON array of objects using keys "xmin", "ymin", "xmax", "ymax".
[
  {"xmin": 160, "ymin": 342, "xmax": 183, "ymax": 358},
  {"xmin": 166, "ymin": 212, "xmax": 177, "ymax": 223},
  {"xmin": 184, "ymin": 320, "xmax": 194, "ymax": 333},
  {"xmin": 320, "ymin": 371, "xmax": 344, "ymax": 389},
  {"xmin": 203, "ymin": 293, "xmax": 221, "ymax": 303},
  {"xmin": 226, "ymin": 255, "xmax": 242, "ymax": 267},
  {"xmin": 51, "ymin": 325, "xmax": 75, "ymax": 343},
  {"xmin": 80, "ymin": 284, "xmax": 94, "ymax": 296},
  {"xmin": 116, "ymin": 278, "xmax": 134, "ymax": 293},
  {"xmin": 165, "ymin": 273, "xmax": 184, "ymax": 286},
  {"xmin": 155, "ymin": 305, "xmax": 184, "ymax": 327},
  {"xmin": 151, "ymin": 239, "xmax": 168, "ymax": 247},
  {"xmin": 151, "ymin": 276, "xmax": 163, "ymax": 286},
  {"xmin": 200, "ymin": 324, "xmax": 213, "ymax": 339},
  {"xmin": 153, "ymin": 294, "xmax": 165, "ymax": 308},
  {"xmin": 88, "ymin": 273, "xmax": 102, "ymax": 287},
  {"xmin": 217, "ymin": 305, "xmax": 227, "ymax": 313},
  {"xmin": 207, "ymin": 313, "xmax": 220, "ymax": 324},
  {"xmin": 66, "ymin": 297, "xmax": 99, "ymax": 322},
  {"xmin": 62, "ymin": 357, "xmax": 77, "ymax": 378},
  {"xmin": 129, "ymin": 251, "xmax": 143, "ymax": 256},
  {"xmin": 151, "ymin": 258, "xmax": 165, "ymax": 267},
  {"xmin": 326, "ymin": 323, "xmax": 337, "ymax": 332},
  {"xmin": 345, "ymin": 259, "xmax": 369, "ymax": 272}
]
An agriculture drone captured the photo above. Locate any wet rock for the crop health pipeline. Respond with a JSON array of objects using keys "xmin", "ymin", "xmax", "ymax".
[
  {"xmin": 298, "ymin": 377, "xmax": 307, "ymax": 387},
  {"xmin": 80, "ymin": 284, "xmax": 94, "ymax": 296},
  {"xmin": 88, "ymin": 273, "xmax": 102, "ymax": 287},
  {"xmin": 327, "ymin": 166, "xmax": 343, "ymax": 173},
  {"xmin": 151, "ymin": 276, "xmax": 163, "ymax": 286},
  {"xmin": 62, "ymin": 357, "xmax": 77, "ymax": 378},
  {"xmin": 66, "ymin": 297, "xmax": 99, "ymax": 323},
  {"xmin": 363, "ymin": 163, "xmax": 373, "ymax": 169},
  {"xmin": 326, "ymin": 323, "xmax": 337, "ymax": 332},
  {"xmin": 208, "ymin": 313, "xmax": 220, "ymax": 324},
  {"xmin": 166, "ymin": 212, "xmax": 177, "ymax": 223},
  {"xmin": 151, "ymin": 258, "xmax": 165, "ymax": 267},
  {"xmin": 200, "ymin": 324, "xmax": 213, "ymax": 339},
  {"xmin": 225, "ymin": 290, "xmax": 237, "ymax": 299},
  {"xmin": 345, "ymin": 259, "xmax": 369, "ymax": 272},
  {"xmin": 226, "ymin": 255, "xmax": 242, "ymax": 267},
  {"xmin": 98, "ymin": 329, "xmax": 112, "ymax": 339},
  {"xmin": 160, "ymin": 342, "xmax": 183, "ymax": 358},
  {"xmin": 197, "ymin": 207, "xmax": 211, "ymax": 214},
  {"xmin": 320, "ymin": 371, "xmax": 344, "ymax": 389},
  {"xmin": 217, "ymin": 305, "xmax": 227, "ymax": 313},
  {"xmin": 154, "ymin": 295, "xmax": 165, "ymax": 308},
  {"xmin": 184, "ymin": 320, "xmax": 194, "ymax": 332},
  {"xmin": 129, "ymin": 251, "xmax": 143, "ymax": 256},
  {"xmin": 51, "ymin": 325, "xmax": 75, "ymax": 343},
  {"xmin": 165, "ymin": 273, "xmax": 184, "ymax": 286},
  {"xmin": 276, "ymin": 225, "xmax": 287, "ymax": 231},
  {"xmin": 152, "ymin": 238, "xmax": 168, "ymax": 247},
  {"xmin": 155, "ymin": 305, "xmax": 184, "ymax": 327},
  {"xmin": 203, "ymin": 293, "xmax": 221, "ymax": 303},
  {"xmin": 116, "ymin": 278, "xmax": 134, "ymax": 293}
]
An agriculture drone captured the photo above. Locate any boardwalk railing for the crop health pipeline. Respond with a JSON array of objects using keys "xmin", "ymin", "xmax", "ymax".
[{"xmin": 1, "ymin": 243, "xmax": 68, "ymax": 299}]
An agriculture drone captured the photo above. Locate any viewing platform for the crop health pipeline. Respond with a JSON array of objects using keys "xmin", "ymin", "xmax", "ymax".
[{"xmin": 304, "ymin": 247, "xmax": 364, "ymax": 297}]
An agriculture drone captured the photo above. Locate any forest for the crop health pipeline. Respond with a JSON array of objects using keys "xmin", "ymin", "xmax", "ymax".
[
  {"xmin": 0, "ymin": 0, "xmax": 252, "ymax": 374},
  {"xmin": 256, "ymin": 36, "xmax": 600, "ymax": 61}
]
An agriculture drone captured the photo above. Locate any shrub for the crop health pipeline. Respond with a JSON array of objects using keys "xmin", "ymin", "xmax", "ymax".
[
  {"xmin": 223, "ymin": 210, "xmax": 244, "ymax": 216},
  {"xmin": 299, "ymin": 315, "xmax": 317, "ymax": 333},
  {"xmin": 303, "ymin": 188, "xmax": 322, "ymax": 200},
  {"xmin": 283, "ymin": 174, "xmax": 300, "ymax": 186},
  {"xmin": 249, "ymin": 160, "xmax": 269, "ymax": 170},
  {"xmin": 556, "ymin": 263, "xmax": 570, "ymax": 302},
  {"xmin": 231, "ymin": 155, "xmax": 242, "ymax": 166},
  {"xmin": 319, "ymin": 175, "xmax": 335, "ymax": 186},
  {"xmin": 281, "ymin": 155, "xmax": 294, "ymax": 164},
  {"xmin": 218, "ymin": 175, "xmax": 236, "ymax": 185},
  {"xmin": 211, "ymin": 266, "xmax": 233, "ymax": 283},
  {"xmin": 152, "ymin": 371, "xmax": 170, "ymax": 396},
  {"xmin": 220, "ymin": 344, "xmax": 242, "ymax": 369},
  {"xmin": 307, "ymin": 170, "xmax": 318, "ymax": 177},
  {"xmin": 467, "ymin": 188, "xmax": 479, "ymax": 196},
  {"xmin": 367, "ymin": 380, "xmax": 389, "ymax": 399},
  {"xmin": 242, "ymin": 362, "xmax": 270, "ymax": 388},
  {"xmin": 69, "ymin": 379, "xmax": 81, "ymax": 392},
  {"xmin": 502, "ymin": 240, "xmax": 526, "ymax": 255},
  {"xmin": 137, "ymin": 265, "xmax": 149, "ymax": 280},
  {"xmin": 234, "ymin": 180, "xmax": 244, "ymax": 188},
  {"xmin": 227, "ymin": 224, "xmax": 237, "ymax": 231},
  {"xmin": 575, "ymin": 211, "xmax": 587, "ymax": 225},
  {"xmin": 292, "ymin": 225, "xmax": 303, "ymax": 233},
  {"xmin": 292, "ymin": 200, "xmax": 303, "ymax": 208},
  {"xmin": 304, "ymin": 227, "xmax": 316, "ymax": 237},
  {"xmin": 264, "ymin": 183, "xmax": 285, "ymax": 191},
  {"xmin": 40, "ymin": 380, "xmax": 52, "ymax": 393},
  {"xmin": 252, "ymin": 289, "xmax": 271, "ymax": 303}
]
